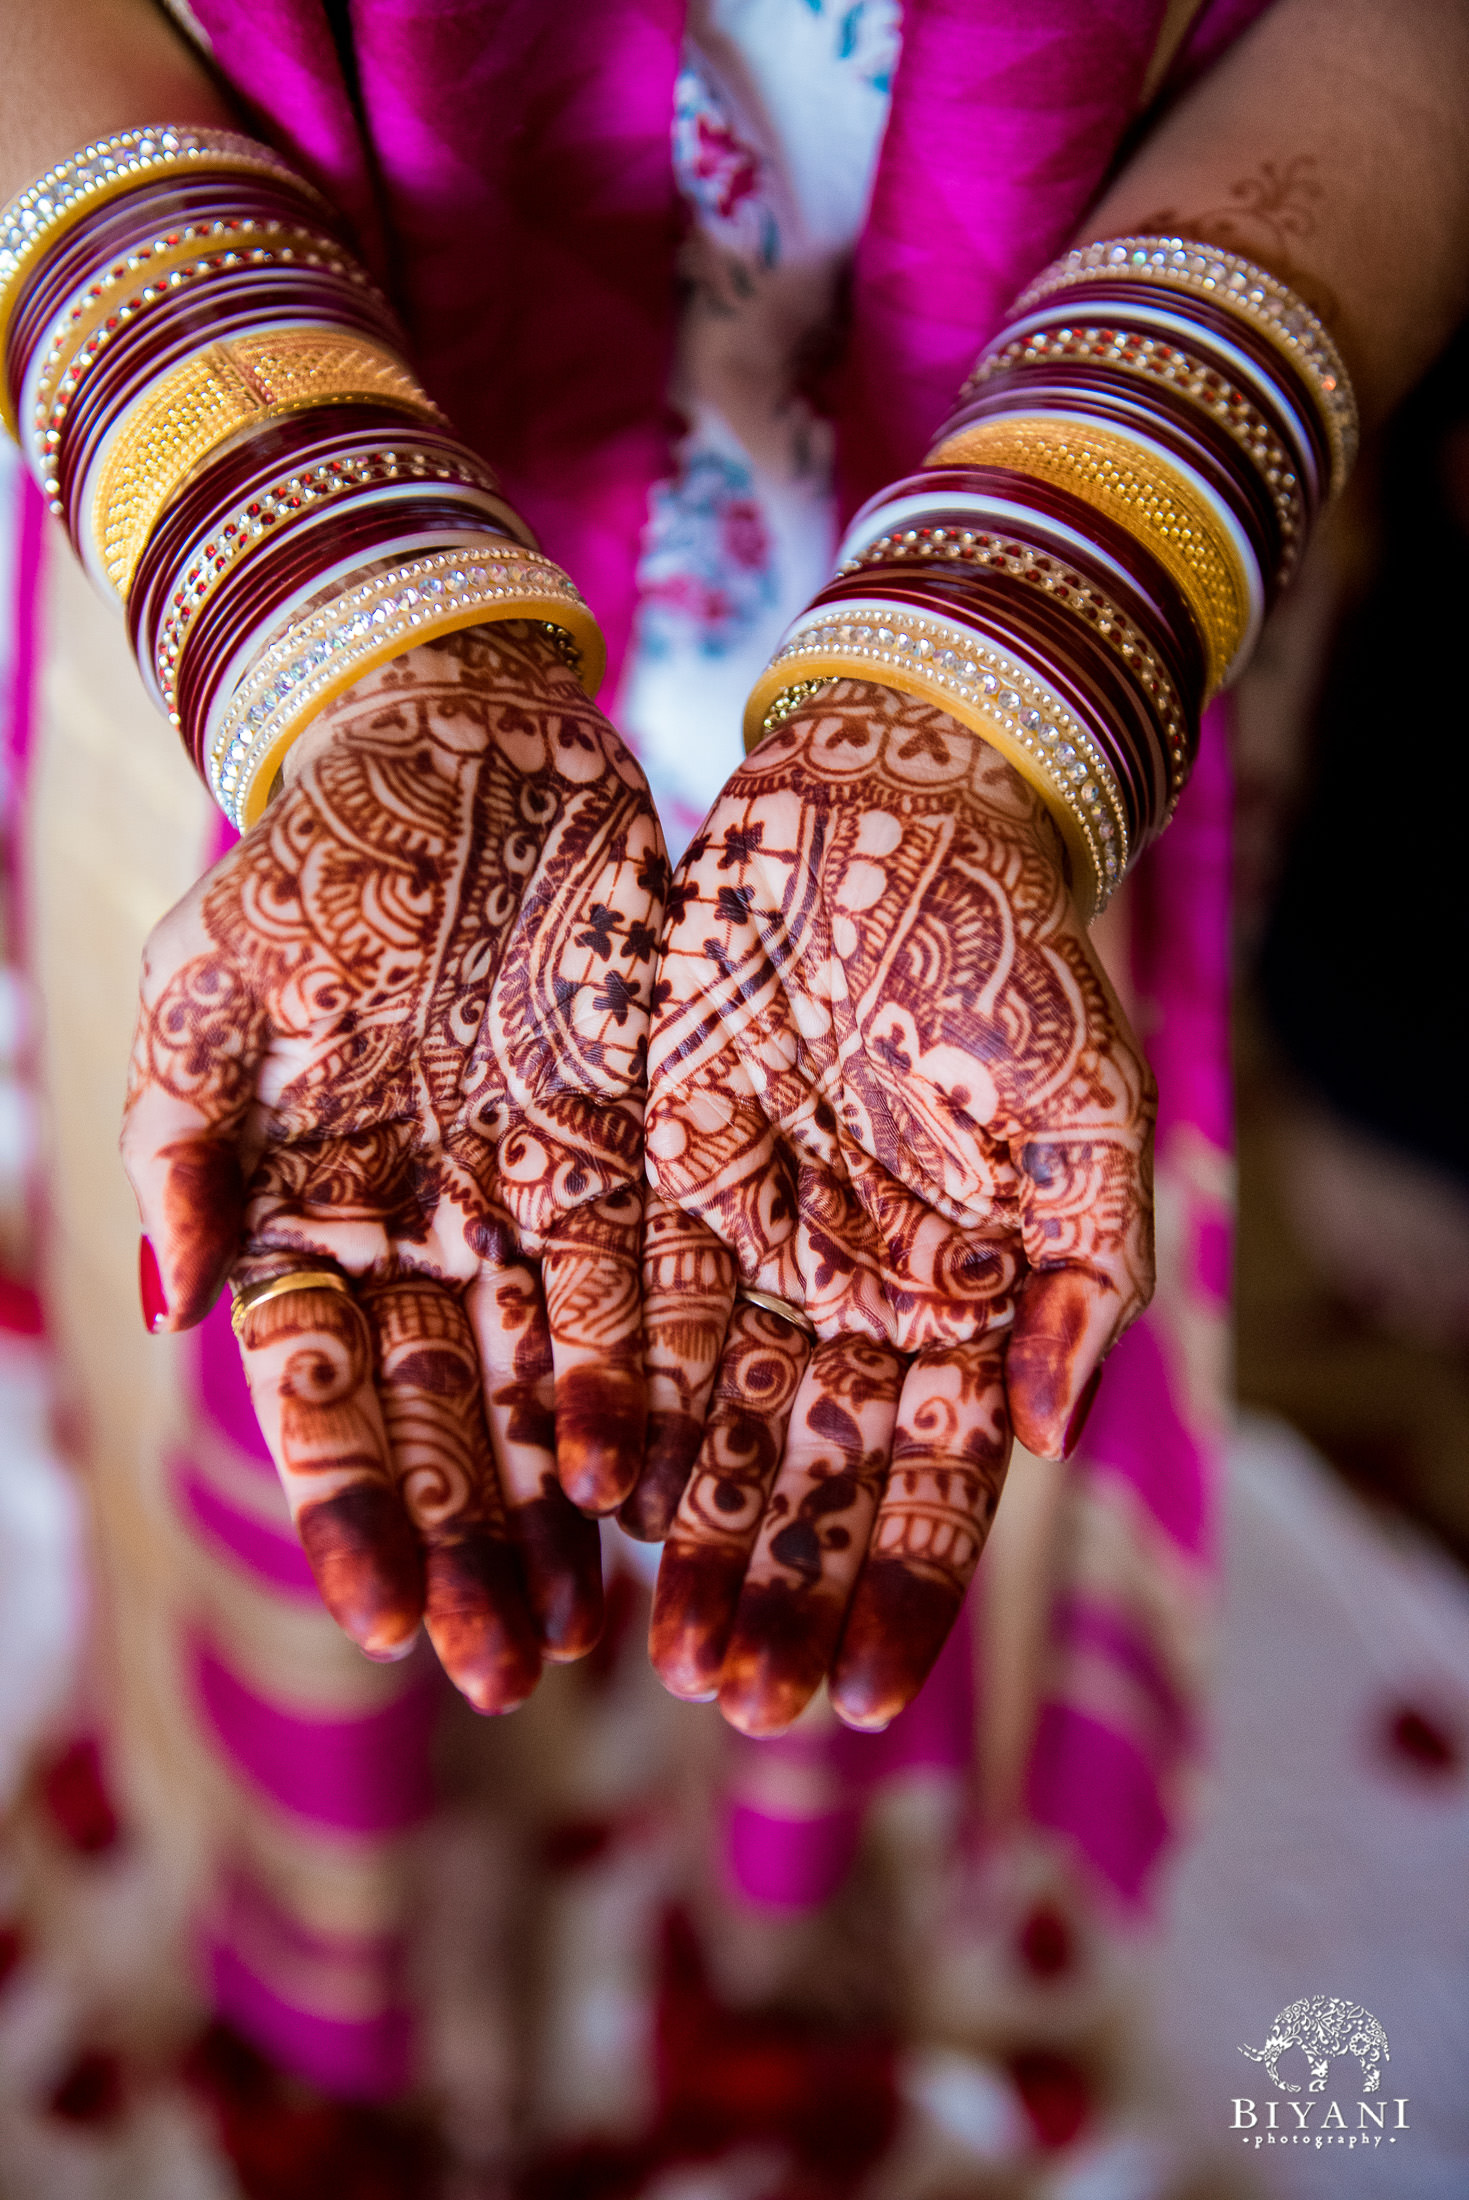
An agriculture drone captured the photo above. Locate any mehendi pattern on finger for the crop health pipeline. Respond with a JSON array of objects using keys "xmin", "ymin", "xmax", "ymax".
[
  {"xmin": 364, "ymin": 1277, "xmax": 541, "ymax": 1712},
  {"xmin": 649, "ymin": 1302, "xmax": 810, "ymax": 1700},
  {"xmin": 237, "ymin": 1285, "xmax": 422, "ymax": 1659},
  {"xmin": 540, "ymin": 1186, "xmax": 647, "ymax": 1513},
  {"xmin": 831, "ymin": 1340, "xmax": 1011, "ymax": 1730},
  {"xmin": 465, "ymin": 1263, "xmax": 602, "ymax": 1663},
  {"xmin": 622, "ymin": 1193, "xmax": 737, "ymax": 1541},
  {"xmin": 718, "ymin": 1335, "xmax": 903, "ymax": 1734}
]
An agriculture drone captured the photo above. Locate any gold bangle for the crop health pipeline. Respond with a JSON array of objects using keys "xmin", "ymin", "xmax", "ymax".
[
  {"xmin": 925, "ymin": 414, "xmax": 1252, "ymax": 691},
  {"xmin": 960, "ymin": 324, "xmax": 1307, "ymax": 581},
  {"xmin": 91, "ymin": 328, "xmax": 444, "ymax": 600},
  {"xmin": 29, "ymin": 224, "xmax": 381, "ymax": 494},
  {"xmin": 736, "ymin": 1286, "xmax": 818, "ymax": 1340},
  {"xmin": 0, "ymin": 127, "xmax": 314, "ymax": 432},
  {"xmin": 1011, "ymin": 237, "xmax": 1357, "ymax": 496},
  {"xmin": 743, "ymin": 603, "xmax": 1128, "ymax": 917},
  {"xmin": 208, "ymin": 543, "xmax": 605, "ymax": 829},
  {"xmin": 230, "ymin": 1266, "xmax": 355, "ymax": 1342}
]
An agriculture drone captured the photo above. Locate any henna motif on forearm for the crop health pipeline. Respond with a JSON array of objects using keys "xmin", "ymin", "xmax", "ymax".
[{"xmin": 1134, "ymin": 156, "xmax": 1340, "ymax": 325}]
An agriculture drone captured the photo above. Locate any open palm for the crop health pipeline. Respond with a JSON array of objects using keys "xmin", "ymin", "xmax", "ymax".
[
  {"xmin": 122, "ymin": 624, "xmax": 665, "ymax": 1713},
  {"xmin": 634, "ymin": 680, "xmax": 1154, "ymax": 1735}
]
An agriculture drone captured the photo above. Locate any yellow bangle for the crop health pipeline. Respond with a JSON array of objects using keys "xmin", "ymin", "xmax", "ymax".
[
  {"xmin": 90, "ymin": 327, "xmax": 444, "ymax": 600},
  {"xmin": 925, "ymin": 414, "xmax": 1254, "ymax": 693},
  {"xmin": 0, "ymin": 127, "xmax": 313, "ymax": 433}
]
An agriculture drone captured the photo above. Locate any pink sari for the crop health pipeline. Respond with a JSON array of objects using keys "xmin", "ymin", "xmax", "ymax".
[{"xmin": 54, "ymin": 0, "xmax": 1260, "ymax": 2095}]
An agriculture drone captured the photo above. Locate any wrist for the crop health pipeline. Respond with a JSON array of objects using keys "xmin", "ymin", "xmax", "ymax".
[
  {"xmin": 279, "ymin": 618, "xmax": 588, "ymax": 789},
  {"xmin": 743, "ymin": 233, "xmax": 1354, "ymax": 919},
  {"xmin": 0, "ymin": 127, "xmax": 605, "ymax": 833}
]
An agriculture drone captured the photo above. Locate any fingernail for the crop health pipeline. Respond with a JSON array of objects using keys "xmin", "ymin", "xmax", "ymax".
[
  {"xmin": 138, "ymin": 1238, "xmax": 168, "ymax": 1334},
  {"xmin": 1062, "ymin": 1364, "xmax": 1104, "ymax": 1459}
]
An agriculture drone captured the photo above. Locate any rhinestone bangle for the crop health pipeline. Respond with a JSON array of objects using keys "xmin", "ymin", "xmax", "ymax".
[
  {"xmin": 1013, "ymin": 237, "xmax": 1356, "ymax": 496},
  {"xmin": 148, "ymin": 448, "xmax": 521, "ymax": 719},
  {"xmin": 89, "ymin": 326, "xmax": 444, "ymax": 599},
  {"xmin": 208, "ymin": 544, "xmax": 605, "ymax": 830},
  {"xmin": 836, "ymin": 523, "xmax": 1190, "ymax": 801},
  {"xmin": 744, "ymin": 603, "xmax": 1129, "ymax": 917},
  {"xmin": 0, "ymin": 127, "xmax": 311, "ymax": 428},
  {"xmin": 27, "ymin": 223, "xmax": 383, "ymax": 493},
  {"xmin": 926, "ymin": 413, "xmax": 1256, "ymax": 690}
]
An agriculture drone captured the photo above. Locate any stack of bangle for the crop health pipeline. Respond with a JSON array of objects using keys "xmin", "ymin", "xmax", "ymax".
[
  {"xmin": 745, "ymin": 236, "xmax": 1354, "ymax": 916},
  {"xmin": 1, "ymin": 128, "xmax": 603, "ymax": 828}
]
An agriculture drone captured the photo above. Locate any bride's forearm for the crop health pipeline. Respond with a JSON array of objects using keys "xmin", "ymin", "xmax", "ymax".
[
  {"xmin": 0, "ymin": 0, "xmax": 234, "ymax": 205},
  {"xmin": 1084, "ymin": 0, "xmax": 1469, "ymax": 426}
]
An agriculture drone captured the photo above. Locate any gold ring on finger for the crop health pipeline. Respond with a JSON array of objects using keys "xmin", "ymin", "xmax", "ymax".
[
  {"xmin": 736, "ymin": 1284, "xmax": 818, "ymax": 1341},
  {"xmin": 230, "ymin": 1267, "xmax": 356, "ymax": 1342}
]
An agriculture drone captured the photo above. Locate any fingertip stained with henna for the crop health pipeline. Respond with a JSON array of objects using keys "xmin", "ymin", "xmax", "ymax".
[
  {"xmin": 829, "ymin": 1556, "xmax": 962, "ymax": 1731},
  {"xmin": 619, "ymin": 1412, "xmax": 704, "ymax": 1542},
  {"xmin": 649, "ymin": 1543, "xmax": 748, "ymax": 1700},
  {"xmin": 419, "ymin": 1538, "xmax": 542, "ymax": 1714},
  {"xmin": 510, "ymin": 1478, "xmax": 604, "ymax": 1661},
  {"xmin": 554, "ymin": 1363, "xmax": 646, "ymax": 1515},
  {"xmin": 296, "ymin": 1483, "xmax": 424, "ymax": 1660}
]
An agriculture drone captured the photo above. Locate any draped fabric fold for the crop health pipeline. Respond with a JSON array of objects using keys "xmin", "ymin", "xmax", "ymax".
[{"xmin": 31, "ymin": 0, "xmax": 1272, "ymax": 2097}]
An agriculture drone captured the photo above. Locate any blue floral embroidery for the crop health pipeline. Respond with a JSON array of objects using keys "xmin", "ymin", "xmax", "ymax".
[{"xmin": 636, "ymin": 448, "xmax": 779, "ymax": 660}]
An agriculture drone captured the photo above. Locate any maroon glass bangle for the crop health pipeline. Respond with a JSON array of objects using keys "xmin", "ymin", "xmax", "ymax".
[
  {"xmin": 28, "ymin": 227, "xmax": 388, "ymax": 447},
  {"xmin": 837, "ymin": 505, "xmax": 1194, "ymax": 742},
  {"xmin": 809, "ymin": 563, "xmax": 1170, "ymax": 840},
  {"xmin": 958, "ymin": 308, "xmax": 1312, "ymax": 526},
  {"xmin": 817, "ymin": 569, "xmax": 1160, "ymax": 848},
  {"xmin": 175, "ymin": 496, "xmax": 517, "ymax": 763},
  {"xmin": 1005, "ymin": 279, "xmax": 1333, "ymax": 506},
  {"xmin": 152, "ymin": 469, "xmax": 519, "ymax": 732},
  {"xmin": 834, "ymin": 528, "xmax": 1191, "ymax": 824},
  {"xmin": 7, "ymin": 173, "xmax": 344, "ymax": 404},
  {"xmin": 127, "ymin": 412, "xmax": 513, "ymax": 666},
  {"xmin": 848, "ymin": 466, "xmax": 1209, "ymax": 714},
  {"xmin": 54, "ymin": 282, "xmax": 403, "ymax": 539},
  {"xmin": 947, "ymin": 371, "xmax": 1287, "ymax": 594}
]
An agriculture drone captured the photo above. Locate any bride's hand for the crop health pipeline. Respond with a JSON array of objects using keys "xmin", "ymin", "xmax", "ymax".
[
  {"xmin": 122, "ymin": 623, "xmax": 665, "ymax": 1713},
  {"xmin": 630, "ymin": 679, "xmax": 1154, "ymax": 1735}
]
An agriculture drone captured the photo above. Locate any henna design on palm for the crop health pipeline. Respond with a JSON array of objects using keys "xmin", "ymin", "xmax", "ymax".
[
  {"xmin": 640, "ymin": 679, "xmax": 1154, "ymax": 1732},
  {"xmin": 123, "ymin": 624, "xmax": 665, "ymax": 1709}
]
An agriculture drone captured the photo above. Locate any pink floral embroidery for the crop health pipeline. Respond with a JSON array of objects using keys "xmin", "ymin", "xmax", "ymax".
[
  {"xmin": 718, "ymin": 498, "xmax": 769, "ymax": 572},
  {"xmin": 691, "ymin": 113, "xmax": 759, "ymax": 221}
]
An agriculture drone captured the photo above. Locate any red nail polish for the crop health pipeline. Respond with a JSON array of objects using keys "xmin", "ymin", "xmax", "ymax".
[
  {"xmin": 138, "ymin": 1238, "xmax": 167, "ymax": 1334},
  {"xmin": 1062, "ymin": 1364, "xmax": 1103, "ymax": 1459}
]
